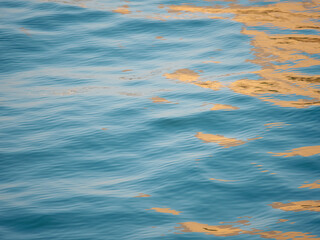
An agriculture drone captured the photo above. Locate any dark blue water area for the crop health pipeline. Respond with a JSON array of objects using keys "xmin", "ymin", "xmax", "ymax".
[{"xmin": 1, "ymin": 0, "xmax": 320, "ymax": 239}]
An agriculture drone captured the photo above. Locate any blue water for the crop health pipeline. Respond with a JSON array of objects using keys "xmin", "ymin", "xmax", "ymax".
[{"xmin": 1, "ymin": 0, "xmax": 320, "ymax": 239}]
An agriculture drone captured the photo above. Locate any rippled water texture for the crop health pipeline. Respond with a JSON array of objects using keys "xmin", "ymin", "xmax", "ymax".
[{"xmin": 1, "ymin": 0, "xmax": 320, "ymax": 239}]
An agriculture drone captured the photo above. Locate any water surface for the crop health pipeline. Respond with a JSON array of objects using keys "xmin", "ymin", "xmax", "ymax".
[{"xmin": 0, "ymin": 0, "xmax": 320, "ymax": 239}]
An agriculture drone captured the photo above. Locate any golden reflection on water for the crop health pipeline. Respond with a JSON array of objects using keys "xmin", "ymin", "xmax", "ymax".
[
  {"xmin": 165, "ymin": 1, "xmax": 320, "ymax": 30},
  {"xmin": 195, "ymin": 132, "xmax": 246, "ymax": 148},
  {"xmin": 112, "ymin": 5, "xmax": 131, "ymax": 14},
  {"xmin": 264, "ymin": 122, "xmax": 289, "ymax": 128},
  {"xmin": 147, "ymin": 207, "xmax": 181, "ymax": 215},
  {"xmin": 151, "ymin": 96, "xmax": 172, "ymax": 103},
  {"xmin": 176, "ymin": 220, "xmax": 320, "ymax": 239},
  {"xmin": 210, "ymin": 104, "xmax": 239, "ymax": 111},
  {"xmin": 196, "ymin": 132, "xmax": 262, "ymax": 148},
  {"xmin": 270, "ymin": 200, "xmax": 320, "ymax": 212},
  {"xmin": 299, "ymin": 180, "xmax": 320, "ymax": 189},
  {"xmin": 134, "ymin": 193, "xmax": 151, "ymax": 198},
  {"xmin": 251, "ymin": 163, "xmax": 277, "ymax": 174},
  {"xmin": 176, "ymin": 222, "xmax": 242, "ymax": 236},
  {"xmin": 161, "ymin": 1, "xmax": 320, "ymax": 108},
  {"xmin": 164, "ymin": 69, "xmax": 200, "ymax": 83},
  {"xmin": 155, "ymin": 36, "xmax": 165, "ymax": 40},
  {"xmin": 277, "ymin": 219, "xmax": 289, "ymax": 223},
  {"xmin": 164, "ymin": 69, "xmax": 224, "ymax": 91},
  {"xmin": 210, "ymin": 178, "xmax": 236, "ymax": 182},
  {"xmin": 269, "ymin": 145, "xmax": 320, "ymax": 157}
]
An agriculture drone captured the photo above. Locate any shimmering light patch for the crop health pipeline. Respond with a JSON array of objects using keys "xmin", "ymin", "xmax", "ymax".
[
  {"xmin": 195, "ymin": 132, "xmax": 246, "ymax": 148},
  {"xmin": 228, "ymin": 78, "xmax": 319, "ymax": 98},
  {"xmin": 264, "ymin": 122, "xmax": 289, "ymax": 128},
  {"xmin": 193, "ymin": 81, "xmax": 224, "ymax": 91},
  {"xmin": 113, "ymin": 5, "xmax": 131, "ymax": 14},
  {"xmin": 165, "ymin": 1, "xmax": 320, "ymax": 30},
  {"xmin": 147, "ymin": 208, "xmax": 181, "ymax": 215},
  {"xmin": 134, "ymin": 193, "xmax": 151, "ymax": 198},
  {"xmin": 269, "ymin": 146, "xmax": 320, "ymax": 157},
  {"xmin": 210, "ymin": 178, "xmax": 236, "ymax": 182},
  {"xmin": 164, "ymin": 69, "xmax": 224, "ymax": 91},
  {"xmin": 230, "ymin": 30, "xmax": 320, "ymax": 108},
  {"xmin": 164, "ymin": 69, "xmax": 199, "ymax": 83},
  {"xmin": 270, "ymin": 200, "xmax": 320, "ymax": 212},
  {"xmin": 176, "ymin": 221, "xmax": 320, "ymax": 239},
  {"xmin": 161, "ymin": 1, "xmax": 320, "ymax": 108},
  {"xmin": 277, "ymin": 219, "xmax": 289, "ymax": 223},
  {"xmin": 176, "ymin": 222, "xmax": 243, "ymax": 236},
  {"xmin": 246, "ymin": 230, "xmax": 320, "ymax": 240},
  {"xmin": 151, "ymin": 96, "xmax": 172, "ymax": 104},
  {"xmin": 299, "ymin": 180, "xmax": 320, "ymax": 189},
  {"xmin": 259, "ymin": 98, "xmax": 320, "ymax": 109},
  {"xmin": 252, "ymin": 164, "xmax": 276, "ymax": 174},
  {"xmin": 210, "ymin": 104, "xmax": 239, "ymax": 111}
]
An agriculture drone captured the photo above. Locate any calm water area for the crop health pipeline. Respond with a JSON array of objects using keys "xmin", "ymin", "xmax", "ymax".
[{"xmin": 0, "ymin": 0, "xmax": 320, "ymax": 239}]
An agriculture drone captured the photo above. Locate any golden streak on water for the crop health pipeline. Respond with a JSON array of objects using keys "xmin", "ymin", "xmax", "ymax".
[
  {"xmin": 195, "ymin": 132, "xmax": 246, "ymax": 148},
  {"xmin": 176, "ymin": 222, "xmax": 243, "ymax": 236},
  {"xmin": 277, "ymin": 219, "xmax": 289, "ymax": 223},
  {"xmin": 299, "ymin": 180, "xmax": 320, "ymax": 189},
  {"xmin": 270, "ymin": 200, "xmax": 320, "ymax": 212},
  {"xmin": 164, "ymin": 69, "xmax": 200, "ymax": 83},
  {"xmin": 151, "ymin": 96, "xmax": 172, "ymax": 103},
  {"xmin": 195, "ymin": 132, "xmax": 261, "ymax": 148},
  {"xmin": 134, "ymin": 193, "xmax": 151, "ymax": 198},
  {"xmin": 176, "ymin": 219, "xmax": 320, "ymax": 239},
  {"xmin": 210, "ymin": 104, "xmax": 239, "ymax": 111},
  {"xmin": 160, "ymin": 1, "xmax": 320, "ymax": 108},
  {"xmin": 112, "ymin": 5, "xmax": 131, "ymax": 14},
  {"xmin": 264, "ymin": 122, "xmax": 289, "ymax": 128},
  {"xmin": 210, "ymin": 178, "xmax": 236, "ymax": 182},
  {"xmin": 147, "ymin": 207, "xmax": 181, "ymax": 215},
  {"xmin": 164, "ymin": 69, "xmax": 224, "ymax": 91},
  {"xmin": 269, "ymin": 145, "xmax": 320, "ymax": 157}
]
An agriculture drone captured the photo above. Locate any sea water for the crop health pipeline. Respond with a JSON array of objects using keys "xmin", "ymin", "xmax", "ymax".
[{"xmin": 0, "ymin": 0, "xmax": 320, "ymax": 239}]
